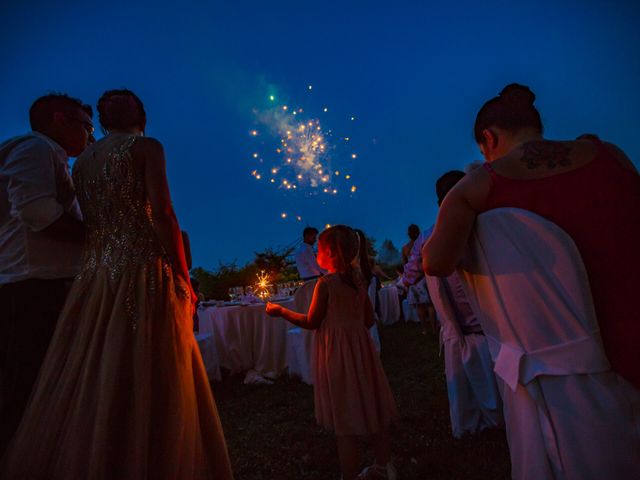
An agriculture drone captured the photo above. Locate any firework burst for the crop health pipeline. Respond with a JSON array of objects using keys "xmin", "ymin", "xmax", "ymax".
[{"xmin": 248, "ymin": 84, "xmax": 360, "ymax": 220}]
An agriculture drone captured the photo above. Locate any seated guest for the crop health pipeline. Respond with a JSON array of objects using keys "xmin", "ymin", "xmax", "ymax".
[
  {"xmin": 295, "ymin": 226, "xmax": 325, "ymax": 281},
  {"xmin": 425, "ymin": 170, "xmax": 503, "ymax": 438}
]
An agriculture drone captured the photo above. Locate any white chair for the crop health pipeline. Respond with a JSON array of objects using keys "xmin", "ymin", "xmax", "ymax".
[
  {"xmin": 402, "ymin": 299, "xmax": 420, "ymax": 323},
  {"xmin": 285, "ymin": 280, "xmax": 317, "ymax": 384},
  {"xmin": 459, "ymin": 208, "xmax": 640, "ymax": 479},
  {"xmin": 424, "ymin": 273, "xmax": 503, "ymax": 438},
  {"xmin": 378, "ymin": 285, "xmax": 401, "ymax": 326}
]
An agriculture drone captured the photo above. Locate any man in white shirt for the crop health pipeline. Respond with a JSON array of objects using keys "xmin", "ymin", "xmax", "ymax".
[
  {"xmin": 0, "ymin": 93, "xmax": 93, "ymax": 453},
  {"xmin": 294, "ymin": 226, "xmax": 325, "ymax": 281}
]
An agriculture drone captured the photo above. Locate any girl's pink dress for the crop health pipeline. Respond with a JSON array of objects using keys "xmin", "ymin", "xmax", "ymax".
[{"xmin": 312, "ymin": 273, "xmax": 398, "ymax": 436}]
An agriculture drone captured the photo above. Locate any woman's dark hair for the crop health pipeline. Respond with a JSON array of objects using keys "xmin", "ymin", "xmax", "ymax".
[
  {"xmin": 407, "ymin": 224, "xmax": 420, "ymax": 241},
  {"xmin": 97, "ymin": 89, "xmax": 146, "ymax": 132},
  {"xmin": 318, "ymin": 225, "xmax": 359, "ymax": 290},
  {"xmin": 474, "ymin": 83, "xmax": 543, "ymax": 144},
  {"xmin": 29, "ymin": 93, "xmax": 92, "ymax": 132},
  {"xmin": 354, "ymin": 229, "xmax": 374, "ymax": 285}
]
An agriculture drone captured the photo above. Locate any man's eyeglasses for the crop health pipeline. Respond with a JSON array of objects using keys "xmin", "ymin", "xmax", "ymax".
[{"xmin": 68, "ymin": 116, "xmax": 95, "ymax": 136}]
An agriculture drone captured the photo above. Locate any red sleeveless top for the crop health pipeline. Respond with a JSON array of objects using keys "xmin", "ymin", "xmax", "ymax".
[{"xmin": 482, "ymin": 139, "xmax": 640, "ymax": 388}]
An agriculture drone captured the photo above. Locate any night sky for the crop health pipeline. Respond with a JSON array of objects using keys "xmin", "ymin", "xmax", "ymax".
[{"xmin": 2, "ymin": 0, "xmax": 639, "ymax": 269}]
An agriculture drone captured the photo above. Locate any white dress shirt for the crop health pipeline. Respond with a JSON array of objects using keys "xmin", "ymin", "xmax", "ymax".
[
  {"xmin": 0, "ymin": 132, "xmax": 83, "ymax": 284},
  {"xmin": 294, "ymin": 242, "xmax": 324, "ymax": 279}
]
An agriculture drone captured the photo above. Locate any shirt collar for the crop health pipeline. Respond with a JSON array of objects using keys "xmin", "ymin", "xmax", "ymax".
[{"xmin": 30, "ymin": 131, "xmax": 68, "ymax": 160}]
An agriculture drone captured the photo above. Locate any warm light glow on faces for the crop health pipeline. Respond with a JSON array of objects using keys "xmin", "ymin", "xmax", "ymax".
[{"xmin": 316, "ymin": 242, "xmax": 335, "ymax": 272}]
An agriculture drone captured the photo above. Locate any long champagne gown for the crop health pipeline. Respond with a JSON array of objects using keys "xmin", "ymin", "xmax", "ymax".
[{"xmin": 1, "ymin": 133, "xmax": 234, "ymax": 479}]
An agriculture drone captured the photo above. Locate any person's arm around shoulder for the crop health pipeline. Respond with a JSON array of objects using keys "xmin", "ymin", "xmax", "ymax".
[
  {"xmin": 422, "ymin": 167, "xmax": 491, "ymax": 277},
  {"xmin": 139, "ymin": 137, "xmax": 196, "ymax": 306},
  {"xmin": 266, "ymin": 277, "xmax": 329, "ymax": 329}
]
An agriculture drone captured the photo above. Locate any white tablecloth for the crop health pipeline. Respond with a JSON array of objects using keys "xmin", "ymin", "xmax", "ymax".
[
  {"xmin": 379, "ymin": 286, "xmax": 401, "ymax": 326},
  {"xmin": 197, "ymin": 300, "xmax": 295, "ymax": 378},
  {"xmin": 402, "ymin": 299, "xmax": 420, "ymax": 323},
  {"xmin": 195, "ymin": 332, "xmax": 221, "ymax": 381}
]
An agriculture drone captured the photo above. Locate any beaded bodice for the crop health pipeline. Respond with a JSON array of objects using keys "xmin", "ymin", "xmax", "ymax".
[{"xmin": 73, "ymin": 134, "xmax": 165, "ymax": 279}]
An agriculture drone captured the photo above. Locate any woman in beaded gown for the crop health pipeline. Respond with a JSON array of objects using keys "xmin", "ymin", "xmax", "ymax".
[{"xmin": 0, "ymin": 90, "xmax": 234, "ymax": 479}]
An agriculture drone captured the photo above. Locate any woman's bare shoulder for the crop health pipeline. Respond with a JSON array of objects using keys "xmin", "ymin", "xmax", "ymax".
[
  {"xmin": 602, "ymin": 141, "xmax": 638, "ymax": 173},
  {"xmin": 452, "ymin": 164, "xmax": 493, "ymax": 212},
  {"xmin": 130, "ymin": 136, "xmax": 165, "ymax": 168},
  {"xmin": 131, "ymin": 136, "xmax": 164, "ymax": 154}
]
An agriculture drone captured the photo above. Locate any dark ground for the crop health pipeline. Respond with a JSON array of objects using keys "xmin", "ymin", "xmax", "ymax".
[{"xmin": 213, "ymin": 322, "xmax": 511, "ymax": 480}]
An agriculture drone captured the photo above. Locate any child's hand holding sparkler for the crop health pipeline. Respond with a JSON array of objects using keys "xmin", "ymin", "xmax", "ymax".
[{"xmin": 265, "ymin": 302, "xmax": 283, "ymax": 317}]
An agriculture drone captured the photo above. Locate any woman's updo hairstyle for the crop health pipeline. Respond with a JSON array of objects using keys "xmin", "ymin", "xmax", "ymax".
[
  {"xmin": 474, "ymin": 83, "xmax": 542, "ymax": 144},
  {"xmin": 97, "ymin": 89, "xmax": 146, "ymax": 133}
]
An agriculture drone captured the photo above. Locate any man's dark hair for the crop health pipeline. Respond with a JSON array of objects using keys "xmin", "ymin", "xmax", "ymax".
[
  {"xmin": 29, "ymin": 93, "xmax": 92, "ymax": 132},
  {"xmin": 436, "ymin": 170, "xmax": 466, "ymax": 206},
  {"xmin": 303, "ymin": 227, "xmax": 319, "ymax": 238}
]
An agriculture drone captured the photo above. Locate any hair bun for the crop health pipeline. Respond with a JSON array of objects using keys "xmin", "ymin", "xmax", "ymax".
[{"xmin": 499, "ymin": 83, "xmax": 536, "ymax": 106}]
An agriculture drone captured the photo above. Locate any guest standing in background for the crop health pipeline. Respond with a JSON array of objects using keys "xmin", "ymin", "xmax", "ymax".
[
  {"xmin": 401, "ymin": 224, "xmax": 420, "ymax": 265},
  {"xmin": 0, "ymin": 93, "xmax": 93, "ymax": 455},
  {"xmin": 295, "ymin": 226, "xmax": 326, "ymax": 281},
  {"xmin": 402, "ymin": 226, "xmax": 438, "ymax": 335}
]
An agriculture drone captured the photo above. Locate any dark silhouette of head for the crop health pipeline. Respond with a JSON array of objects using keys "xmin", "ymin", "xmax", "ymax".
[
  {"xmin": 436, "ymin": 170, "xmax": 465, "ymax": 206},
  {"xmin": 97, "ymin": 89, "xmax": 146, "ymax": 133},
  {"xmin": 302, "ymin": 226, "xmax": 319, "ymax": 245},
  {"xmin": 474, "ymin": 83, "xmax": 543, "ymax": 146},
  {"xmin": 29, "ymin": 93, "xmax": 94, "ymax": 156},
  {"xmin": 407, "ymin": 224, "xmax": 420, "ymax": 241}
]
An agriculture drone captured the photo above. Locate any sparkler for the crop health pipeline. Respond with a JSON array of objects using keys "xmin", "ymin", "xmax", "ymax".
[{"xmin": 254, "ymin": 270, "xmax": 271, "ymax": 300}]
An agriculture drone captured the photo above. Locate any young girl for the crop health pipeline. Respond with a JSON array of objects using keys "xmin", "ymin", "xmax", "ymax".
[{"xmin": 266, "ymin": 225, "xmax": 398, "ymax": 480}]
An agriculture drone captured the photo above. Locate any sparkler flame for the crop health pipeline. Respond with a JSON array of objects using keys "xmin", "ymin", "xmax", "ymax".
[{"xmin": 254, "ymin": 270, "xmax": 271, "ymax": 300}]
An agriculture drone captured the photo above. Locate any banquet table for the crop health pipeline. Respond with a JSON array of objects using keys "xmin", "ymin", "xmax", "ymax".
[
  {"xmin": 195, "ymin": 332, "xmax": 221, "ymax": 381},
  {"xmin": 378, "ymin": 285, "xmax": 401, "ymax": 326},
  {"xmin": 197, "ymin": 299, "xmax": 295, "ymax": 379}
]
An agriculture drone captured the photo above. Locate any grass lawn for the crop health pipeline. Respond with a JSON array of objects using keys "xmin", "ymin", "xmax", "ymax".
[{"xmin": 213, "ymin": 322, "xmax": 511, "ymax": 480}]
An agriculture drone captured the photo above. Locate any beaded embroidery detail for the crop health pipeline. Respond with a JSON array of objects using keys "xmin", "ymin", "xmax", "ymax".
[{"xmin": 73, "ymin": 134, "xmax": 171, "ymax": 330}]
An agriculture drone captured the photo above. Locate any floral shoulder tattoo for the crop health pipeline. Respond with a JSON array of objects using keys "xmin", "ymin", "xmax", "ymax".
[{"xmin": 520, "ymin": 141, "xmax": 571, "ymax": 170}]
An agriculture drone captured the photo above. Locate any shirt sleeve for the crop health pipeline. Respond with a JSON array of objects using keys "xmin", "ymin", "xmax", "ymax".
[
  {"xmin": 296, "ymin": 246, "xmax": 320, "ymax": 277},
  {"xmin": 5, "ymin": 137, "xmax": 62, "ymax": 226}
]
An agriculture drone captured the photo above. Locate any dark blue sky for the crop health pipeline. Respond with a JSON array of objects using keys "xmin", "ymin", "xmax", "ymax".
[{"xmin": 2, "ymin": 0, "xmax": 639, "ymax": 269}]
